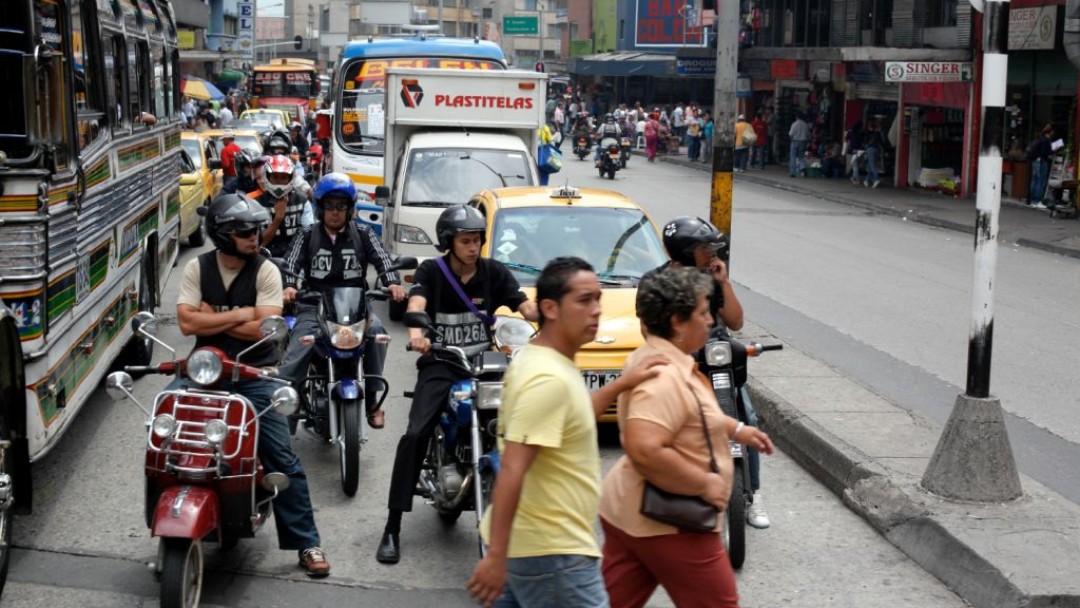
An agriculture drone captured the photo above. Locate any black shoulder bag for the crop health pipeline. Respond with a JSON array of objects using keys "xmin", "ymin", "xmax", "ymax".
[{"xmin": 639, "ymin": 383, "xmax": 721, "ymax": 533}]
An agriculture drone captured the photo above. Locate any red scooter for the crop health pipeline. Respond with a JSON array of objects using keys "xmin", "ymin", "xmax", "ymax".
[{"xmin": 107, "ymin": 313, "xmax": 298, "ymax": 608}]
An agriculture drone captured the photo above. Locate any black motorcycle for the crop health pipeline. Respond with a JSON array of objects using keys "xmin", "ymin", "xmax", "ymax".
[
  {"xmin": 402, "ymin": 311, "xmax": 534, "ymax": 556},
  {"xmin": 619, "ymin": 135, "xmax": 633, "ymax": 168},
  {"xmin": 573, "ymin": 134, "xmax": 591, "ymax": 161},
  {"xmin": 598, "ymin": 138, "xmax": 621, "ymax": 179},
  {"xmin": 700, "ymin": 331, "xmax": 781, "ymax": 569}
]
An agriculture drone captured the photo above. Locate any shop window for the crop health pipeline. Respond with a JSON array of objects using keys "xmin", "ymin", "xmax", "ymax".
[
  {"xmin": 70, "ymin": 0, "xmax": 106, "ymax": 153},
  {"xmin": 925, "ymin": 0, "xmax": 957, "ymax": 27}
]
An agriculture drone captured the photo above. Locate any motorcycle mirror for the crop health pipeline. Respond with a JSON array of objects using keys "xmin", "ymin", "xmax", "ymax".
[
  {"xmin": 133, "ymin": 311, "xmax": 158, "ymax": 337},
  {"xmin": 270, "ymin": 386, "xmax": 299, "ymax": 416},
  {"xmin": 402, "ymin": 311, "xmax": 432, "ymax": 329},
  {"xmin": 392, "ymin": 256, "xmax": 418, "ymax": 271},
  {"xmin": 259, "ymin": 316, "xmax": 289, "ymax": 341},
  {"xmin": 105, "ymin": 371, "xmax": 135, "ymax": 400},
  {"xmin": 261, "ymin": 471, "xmax": 291, "ymax": 493}
]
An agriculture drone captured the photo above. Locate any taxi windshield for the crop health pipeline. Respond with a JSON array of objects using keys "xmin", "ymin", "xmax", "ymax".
[
  {"xmin": 490, "ymin": 207, "xmax": 668, "ymax": 286},
  {"xmin": 242, "ymin": 111, "xmax": 286, "ymax": 130},
  {"xmin": 403, "ymin": 149, "xmax": 533, "ymax": 206},
  {"xmin": 180, "ymin": 139, "xmax": 203, "ymax": 170}
]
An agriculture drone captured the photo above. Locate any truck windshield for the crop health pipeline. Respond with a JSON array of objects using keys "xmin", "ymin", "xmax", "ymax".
[
  {"xmin": 337, "ymin": 57, "xmax": 504, "ymax": 155},
  {"xmin": 403, "ymin": 149, "xmax": 532, "ymax": 206},
  {"xmin": 253, "ymin": 71, "xmax": 315, "ymax": 99}
]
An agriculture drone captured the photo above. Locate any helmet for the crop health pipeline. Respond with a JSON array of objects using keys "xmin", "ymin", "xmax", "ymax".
[
  {"xmin": 204, "ymin": 193, "xmax": 270, "ymax": 258},
  {"xmin": 289, "ymin": 121, "xmax": 303, "ymax": 131},
  {"xmin": 265, "ymin": 129, "xmax": 292, "ymax": 154},
  {"xmin": 260, "ymin": 154, "xmax": 295, "ymax": 199},
  {"xmin": 311, "ymin": 173, "xmax": 357, "ymax": 221},
  {"xmin": 604, "ymin": 113, "xmax": 615, "ymax": 123},
  {"xmin": 662, "ymin": 216, "xmax": 729, "ymax": 266},
  {"xmin": 235, "ymin": 148, "xmax": 266, "ymax": 175},
  {"xmin": 435, "ymin": 205, "xmax": 486, "ymax": 253}
]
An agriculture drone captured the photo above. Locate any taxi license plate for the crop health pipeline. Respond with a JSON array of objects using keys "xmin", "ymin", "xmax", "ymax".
[{"xmin": 582, "ymin": 370, "xmax": 621, "ymax": 392}]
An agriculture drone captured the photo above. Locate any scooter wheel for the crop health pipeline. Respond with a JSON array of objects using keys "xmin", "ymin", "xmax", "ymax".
[
  {"xmin": 160, "ymin": 538, "xmax": 204, "ymax": 608},
  {"xmin": 725, "ymin": 475, "xmax": 747, "ymax": 569}
]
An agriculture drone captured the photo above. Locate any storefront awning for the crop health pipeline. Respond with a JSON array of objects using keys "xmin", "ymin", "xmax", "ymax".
[
  {"xmin": 179, "ymin": 49, "xmax": 248, "ymax": 63},
  {"xmin": 568, "ymin": 52, "xmax": 677, "ymax": 78}
]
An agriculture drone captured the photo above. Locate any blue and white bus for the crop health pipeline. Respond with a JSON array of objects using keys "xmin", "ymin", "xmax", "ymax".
[{"xmin": 331, "ymin": 35, "xmax": 508, "ymax": 196}]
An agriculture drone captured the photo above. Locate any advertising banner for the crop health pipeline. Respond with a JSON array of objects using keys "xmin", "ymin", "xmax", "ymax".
[
  {"xmin": 884, "ymin": 62, "xmax": 973, "ymax": 83},
  {"xmin": 237, "ymin": 0, "xmax": 254, "ymax": 59},
  {"xmin": 1008, "ymin": 6, "xmax": 1056, "ymax": 50},
  {"xmin": 635, "ymin": 0, "xmax": 704, "ymax": 47}
]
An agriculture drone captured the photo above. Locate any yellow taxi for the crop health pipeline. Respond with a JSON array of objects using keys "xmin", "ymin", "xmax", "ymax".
[
  {"xmin": 180, "ymin": 131, "xmax": 223, "ymax": 204},
  {"xmin": 470, "ymin": 185, "xmax": 670, "ymax": 421},
  {"xmin": 178, "ymin": 149, "xmax": 207, "ymax": 246}
]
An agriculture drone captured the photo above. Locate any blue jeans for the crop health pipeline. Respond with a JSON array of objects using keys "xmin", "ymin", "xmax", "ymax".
[
  {"xmin": 734, "ymin": 147, "xmax": 748, "ymax": 171},
  {"xmin": 494, "ymin": 554, "xmax": 609, "ymax": 608},
  {"xmin": 739, "ymin": 387, "xmax": 762, "ymax": 493},
  {"xmin": 1029, "ymin": 158, "xmax": 1049, "ymax": 203},
  {"xmin": 865, "ymin": 145, "xmax": 881, "ymax": 184},
  {"xmin": 165, "ymin": 376, "xmax": 321, "ymax": 551},
  {"xmin": 751, "ymin": 146, "xmax": 766, "ymax": 169},
  {"xmin": 688, "ymin": 136, "xmax": 701, "ymax": 160},
  {"xmin": 789, "ymin": 140, "xmax": 807, "ymax": 176}
]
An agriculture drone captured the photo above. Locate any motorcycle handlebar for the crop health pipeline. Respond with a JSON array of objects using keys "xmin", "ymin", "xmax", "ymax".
[{"xmin": 746, "ymin": 342, "xmax": 784, "ymax": 357}]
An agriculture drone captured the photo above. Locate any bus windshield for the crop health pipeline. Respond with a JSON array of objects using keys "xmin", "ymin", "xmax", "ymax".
[
  {"xmin": 253, "ymin": 71, "xmax": 316, "ymax": 99},
  {"xmin": 337, "ymin": 58, "xmax": 503, "ymax": 155}
]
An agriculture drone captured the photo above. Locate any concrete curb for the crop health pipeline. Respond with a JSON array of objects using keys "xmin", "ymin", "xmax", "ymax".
[
  {"xmin": 634, "ymin": 149, "xmax": 1080, "ymax": 259},
  {"xmin": 746, "ymin": 378, "xmax": 1080, "ymax": 608}
]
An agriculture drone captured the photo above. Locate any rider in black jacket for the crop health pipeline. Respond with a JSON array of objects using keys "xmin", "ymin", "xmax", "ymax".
[
  {"xmin": 277, "ymin": 173, "xmax": 406, "ymax": 428},
  {"xmin": 375, "ymin": 205, "xmax": 539, "ymax": 565}
]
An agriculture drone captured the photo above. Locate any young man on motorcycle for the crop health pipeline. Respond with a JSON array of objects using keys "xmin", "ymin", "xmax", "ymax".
[
  {"xmin": 248, "ymin": 154, "xmax": 306, "ymax": 259},
  {"xmin": 277, "ymin": 173, "xmax": 407, "ymax": 429},
  {"xmin": 651, "ymin": 216, "xmax": 770, "ymax": 529},
  {"xmin": 266, "ymin": 129, "xmax": 314, "ymax": 200},
  {"xmin": 376, "ymin": 205, "xmax": 539, "ymax": 565},
  {"xmin": 289, "ymin": 121, "xmax": 309, "ymax": 158},
  {"xmin": 223, "ymin": 149, "xmax": 267, "ymax": 195},
  {"xmin": 172, "ymin": 193, "xmax": 331, "ymax": 577},
  {"xmin": 594, "ymin": 113, "xmax": 622, "ymax": 166}
]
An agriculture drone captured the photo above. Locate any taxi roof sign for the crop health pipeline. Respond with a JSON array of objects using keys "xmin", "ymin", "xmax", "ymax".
[{"xmin": 550, "ymin": 185, "xmax": 581, "ymax": 200}]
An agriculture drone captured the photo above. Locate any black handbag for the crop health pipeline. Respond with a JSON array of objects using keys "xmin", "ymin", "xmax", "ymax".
[{"xmin": 639, "ymin": 383, "xmax": 721, "ymax": 534}]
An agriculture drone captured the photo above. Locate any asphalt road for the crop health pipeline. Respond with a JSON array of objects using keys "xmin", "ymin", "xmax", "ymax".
[
  {"xmin": 565, "ymin": 153, "xmax": 1080, "ymax": 506},
  {"xmin": 2, "ymin": 160, "xmax": 970, "ymax": 606}
]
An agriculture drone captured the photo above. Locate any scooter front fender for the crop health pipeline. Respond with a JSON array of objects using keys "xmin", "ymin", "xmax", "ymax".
[{"xmin": 151, "ymin": 485, "xmax": 220, "ymax": 541}]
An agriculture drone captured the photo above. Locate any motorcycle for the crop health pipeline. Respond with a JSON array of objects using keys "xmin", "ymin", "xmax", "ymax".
[
  {"xmin": 598, "ymin": 138, "xmax": 621, "ymax": 180},
  {"xmin": 573, "ymin": 134, "xmax": 591, "ymax": 161},
  {"xmin": 402, "ymin": 310, "xmax": 535, "ymax": 556},
  {"xmin": 619, "ymin": 136, "xmax": 633, "ymax": 168},
  {"xmin": 282, "ymin": 257, "xmax": 417, "ymax": 497},
  {"xmin": 106, "ymin": 312, "xmax": 299, "ymax": 608},
  {"xmin": 700, "ymin": 331, "xmax": 782, "ymax": 569}
]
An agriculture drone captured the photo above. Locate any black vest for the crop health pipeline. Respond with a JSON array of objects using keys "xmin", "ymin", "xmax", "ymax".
[
  {"xmin": 258, "ymin": 191, "xmax": 306, "ymax": 258},
  {"xmin": 193, "ymin": 252, "xmax": 278, "ymax": 367},
  {"xmin": 305, "ymin": 223, "xmax": 368, "ymax": 290}
]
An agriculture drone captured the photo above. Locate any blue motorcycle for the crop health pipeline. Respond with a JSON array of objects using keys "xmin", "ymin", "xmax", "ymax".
[{"xmin": 403, "ymin": 310, "xmax": 534, "ymax": 556}]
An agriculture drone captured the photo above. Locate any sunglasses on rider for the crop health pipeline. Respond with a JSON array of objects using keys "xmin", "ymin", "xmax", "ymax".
[
  {"xmin": 231, "ymin": 227, "xmax": 260, "ymax": 238},
  {"xmin": 323, "ymin": 202, "xmax": 351, "ymax": 212}
]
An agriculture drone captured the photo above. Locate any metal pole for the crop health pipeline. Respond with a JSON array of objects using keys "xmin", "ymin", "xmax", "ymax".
[
  {"xmin": 921, "ymin": 0, "xmax": 1021, "ymax": 503},
  {"xmin": 539, "ymin": 2, "xmax": 544, "ymax": 66},
  {"xmin": 439, "ymin": 0, "xmax": 444, "ymax": 35},
  {"xmin": 709, "ymin": 0, "xmax": 738, "ymax": 247}
]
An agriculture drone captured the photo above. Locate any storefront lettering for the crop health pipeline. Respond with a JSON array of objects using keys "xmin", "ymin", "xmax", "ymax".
[
  {"xmin": 433, "ymin": 95, "xmax": 533, "ymax": 110},
  {"xmin": 885, "ymin": 62, "xmax": 973, "ymax": 83}
]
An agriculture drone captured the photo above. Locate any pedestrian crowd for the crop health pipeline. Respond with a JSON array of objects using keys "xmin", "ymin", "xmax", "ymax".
[{"xmin": 181, "ymin": 90, "xmax": 250, "ymax": 131}]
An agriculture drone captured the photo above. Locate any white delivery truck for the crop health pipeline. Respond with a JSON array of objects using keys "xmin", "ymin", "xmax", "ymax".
[{"xmin": 372, "ymin": 68, "xmax": 547, "ymax": 319}]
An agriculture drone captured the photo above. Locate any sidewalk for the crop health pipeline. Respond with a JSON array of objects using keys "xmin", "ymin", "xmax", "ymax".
[{"xmin": 634, "ymin": 147, "xmax": 1080, "ymax": 260}]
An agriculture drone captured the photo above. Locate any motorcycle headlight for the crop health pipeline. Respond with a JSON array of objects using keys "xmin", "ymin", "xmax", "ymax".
[
  {"xmin": 328, "ymin": 320, "xmax": 366, "ymax": 350},
  {"xmin": 494, "ymin": 317, "xmax": 535, "ymax": 354},
  {"xmin": 152, "ymin": 414, "xmax": 176, "ymax": 439},
  {"xmin": 704, "ymin": 341, "xmax": 732, "ymax": 367},
  {"xmin": 186, "ymin": 349, "xmax": 224, "ymax": 386},
  {"xmin": 395, "ymin": 224, "xmax": 433, "ymax": 245},
  {"xmin": 204, "ymin": 419, "xmax": 229, "ymax": 446},
  {"xmin": 476, "ymin": 382, "xmax": 504, "ymax": 410}
]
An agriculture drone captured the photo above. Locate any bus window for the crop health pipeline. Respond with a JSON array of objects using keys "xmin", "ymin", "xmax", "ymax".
[
  {"xmin": 0, "ymin": 1, "xmax": 31, "ymax": 160},
  {"xmin": 71, "ymin": 0, "xmax": 106, "ymax": 153},
  {"xmin": 171, "ymin": 50, "xmax": 181, "ymax": 115},
  {"xmin": 109, "ymin": 36, "xmax": 128, "ymax": 129},
  {"xmin": 134, "ymin": 41, "xmax": 151, "ymax": 124},
  {"xmin": 152, "ymin": 43, "xmax": 165, "ymax": 118},
  {"xmin": 35, "ymin": 0, "xmax": 71, "ymax": 171}
]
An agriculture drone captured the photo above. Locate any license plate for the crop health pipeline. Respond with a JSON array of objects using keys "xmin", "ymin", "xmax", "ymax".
[{"xmin": 582, "ymin": 370, "xmax": 621, "ymax": 392}]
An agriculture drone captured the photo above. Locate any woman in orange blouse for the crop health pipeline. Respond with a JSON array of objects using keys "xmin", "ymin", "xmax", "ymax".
[{"xmin": 599, "ymin": 267, "xmax": 774, "ymax": 608}]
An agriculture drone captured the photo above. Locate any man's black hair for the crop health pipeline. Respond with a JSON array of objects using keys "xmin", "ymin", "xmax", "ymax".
[{"xmin": 535, "ymin": 257, "xmax": 594, "ymax": 327}]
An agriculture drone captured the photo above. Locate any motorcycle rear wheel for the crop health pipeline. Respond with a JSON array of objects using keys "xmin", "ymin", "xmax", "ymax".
[
  {"xmin": 160, "ymin": 538, "xmax": 204, "ymax": 608},
  {"xmin": 338, "ymin": 399, "xmax": 361, "ymax": 497},
  {"xmin": 725, "ymin": 474, "xmax": 747, "ymax": 569}
]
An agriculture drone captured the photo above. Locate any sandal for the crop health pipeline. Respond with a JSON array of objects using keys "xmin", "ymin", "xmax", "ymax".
[{"xmin": 367, "ymin": 409, "xmax": 385, "ymax": 429}]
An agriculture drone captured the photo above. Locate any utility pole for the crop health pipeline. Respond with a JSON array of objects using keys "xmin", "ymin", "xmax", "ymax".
[
  {"xmin": 438, "ymin": 0, "xmax": 444, "ymax": 35},
  {"xmin": 921, "ymin": 0, "xmax": 1022, "ymax": 502},
  {"xmin": 709, "ymin": 0, "xmax": 737, "ymax": 246},
  {"xmin": 539, "ymin": 1, "xmax": 545, "ymax": 67}
]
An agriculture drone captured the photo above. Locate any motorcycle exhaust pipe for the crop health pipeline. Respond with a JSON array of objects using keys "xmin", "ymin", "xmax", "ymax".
[{"xmin": 422, "ymin": 468, "xmax": 475, "ymax": 510}]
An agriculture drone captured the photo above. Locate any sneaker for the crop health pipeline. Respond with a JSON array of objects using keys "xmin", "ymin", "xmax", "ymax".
[
  {"xmin": 872, "ymin": 179, "xmax": 881, "ymax": 188},
  {"xmin": 299, "ymin": 547, "xmax": 331, "ymax": 578},
  {"xmin": 747, "ymin": 492, "xmax": 771, "ymax": 529},
  {"xmin": 1031, "ymin": 202, "xmax": 1048, "ymax": 210},
  {"xmin": 862, "ymin": 180, "xmax": 870, "ymax": 187}
]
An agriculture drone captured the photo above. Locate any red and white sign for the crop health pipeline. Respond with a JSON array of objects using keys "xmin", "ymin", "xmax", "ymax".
[{"xmin": 884, "ymin": 62, "xmax": 973, "ymax": 83}]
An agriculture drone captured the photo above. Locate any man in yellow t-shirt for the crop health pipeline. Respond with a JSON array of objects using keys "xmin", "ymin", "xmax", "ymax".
[{"xmin": 468, "ymin": 257, "xmax": 608, "ymax": 608}]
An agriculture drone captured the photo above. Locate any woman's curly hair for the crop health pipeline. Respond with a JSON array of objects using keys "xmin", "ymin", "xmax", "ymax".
[{"xmin": 636, "ymin": 267, "xmax": 714, "ymax": 339}]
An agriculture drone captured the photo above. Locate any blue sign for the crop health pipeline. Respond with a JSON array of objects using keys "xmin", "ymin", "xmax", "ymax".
[{"xmin": 676, "ymin": 56, "xmax": 715, "ymax": 76}]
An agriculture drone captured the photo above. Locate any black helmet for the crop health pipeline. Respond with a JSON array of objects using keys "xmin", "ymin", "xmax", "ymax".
[
  {"xmin": 662, "ymin": 216, "xmax": 728, "ymax": 266},
  {"xmin": 265, "ymin": 129, "xmax": 291, "ymax": 154},
  {"xmin": 203, "ymin": 193, "xmax": 270, "ymax": 258},
  {"xmin": 435, "ymin": 205, "xmax": 486, "ymax": 253}
]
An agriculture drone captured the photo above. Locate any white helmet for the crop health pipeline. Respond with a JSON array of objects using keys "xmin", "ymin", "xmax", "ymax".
[{"xmin": 260, "ymin": 154, "xmax": 295, "ymax": 199}]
